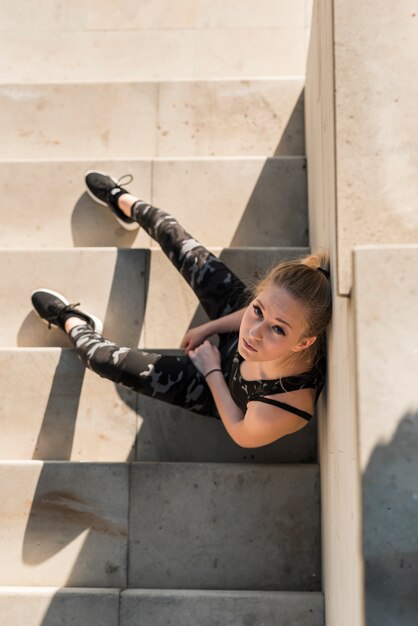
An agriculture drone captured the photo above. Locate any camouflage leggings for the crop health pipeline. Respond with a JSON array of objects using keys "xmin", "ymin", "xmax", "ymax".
[{"xmin": 69, "ymin": 200, "xmax": 248, "ymax": 418}]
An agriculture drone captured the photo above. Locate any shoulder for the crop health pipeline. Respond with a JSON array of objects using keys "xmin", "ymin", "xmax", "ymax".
[{"xmin": 243, "ymin": 390, "xmax": 313, "ymax": 445}]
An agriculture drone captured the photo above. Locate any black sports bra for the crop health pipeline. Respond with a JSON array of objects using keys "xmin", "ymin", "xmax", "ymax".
[{"xmin": 228, "ymin": 352, "xmax": 326, "ymax": 422}]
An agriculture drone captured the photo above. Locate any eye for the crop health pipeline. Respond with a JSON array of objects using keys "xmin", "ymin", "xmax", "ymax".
[
  {"xmin": 253, "ymin": 305, "xmax": 263, "ymax": 317},
  {"xmin": 273, "ymin": 325, "xmax": 285, "ymax": 336}
]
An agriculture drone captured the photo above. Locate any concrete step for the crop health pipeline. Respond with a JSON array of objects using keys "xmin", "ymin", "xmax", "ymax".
[
  {"xmin": 0, "ymin": 247, "xmax": 308, "ymax": 348},
  {"xmin": 0, "ymin": 79, "xmax": 305, "ymax": 160},
  {"xmin": 0, "ymin": 588, "xmax": 120, "ymax": 626},
  {"xmin": 0, "ymin": 28, "xmax": 308, "ymax": 83},
  {"xmin": 0, "ymin": 462, "xmax": 319, "ymax": 589},
  {"xmin": 0, "ymin": 588, "xmax": 324, "ymax": 626},
  {"xmin": 128, "ymin": 463, "xmax": 321, "ymax": 590},
  {"xmin": 140, "ymin": 247, "xmax": 309, "ymax": 349},
  {"xmin": 0, "ymin": 248, "xmax": 148, "ymax": 349},
  {"xmin": 0, "ymin": 345, "xmax": 316, "ymax": 464},
  {"xmin": 0, "ymin": 461, "xmax": 129, "ymax": 587},
  {"xmin": 0, "ymin": 157, "xmax": 308, "ymax": 249},
  {"xmin": 1, "ymin": 0, "xmax": 310, "ymax": 31},
  {"xmin": 0, "ymin": 348, "xmax": 138, "ymax": 462},
  {"xmin": 120, "ymin": 590, "xmax": 325, "ymax": 626}
]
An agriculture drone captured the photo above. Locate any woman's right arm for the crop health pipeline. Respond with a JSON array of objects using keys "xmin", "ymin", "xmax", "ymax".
[{"xmin": 181, "ymin": 307, "xmax": 246, "ymax": 352}]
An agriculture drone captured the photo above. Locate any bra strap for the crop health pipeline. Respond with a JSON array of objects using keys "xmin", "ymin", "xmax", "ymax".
[{"xmin": 249, "ymin": 397, "xmax": 313, "ymax": 421}]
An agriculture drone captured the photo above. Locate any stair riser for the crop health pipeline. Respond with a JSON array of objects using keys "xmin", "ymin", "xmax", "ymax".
[
  {"xmin": 0, "ymin": 589, "xmax": 324, "ymax": 626},
  {"xmin": 0, "ymin": 346, "xmax": 316, "ymax": 463},
  {"xmin": 0, "ymin": 349, "xmax": 138, "ymax": 462},
  {"xmin": 0, "ymin": 463, "xmax": 129, "ymax": 587},
  {"xmin": 128, "ymin": 463, "xmax": 321, "ymax": 590},
  {"xmin": 0, "ymin": 462, "xmax": 319, "ymax": 589},
  {"xmin": 0, "ymin": 80, "xmax": 305, "ymax": 159},
  {"xmin": 0, "ymin": 157, "xmax": 307, "ymax": 249},
  {"xmin": 1, "ymin": 0, "xmax": 310, "ymax": 31},
  {"xmin": 142, "ymin": 247, "xmax": 309, "ymax": 348},
  {"xmin": 0, "ymin": 589, "xmax": 119, "ymax": 626},
  {"xmin": 0, "ymin": 29, "xmax": 308, "ymax": 83},
  {"xmin": 0, "ymin": 247, "xmax": 308, "ymax": 349},
  {"xmin": 120, "ymin": 590, "xmax": 325, "ymax": 626}
]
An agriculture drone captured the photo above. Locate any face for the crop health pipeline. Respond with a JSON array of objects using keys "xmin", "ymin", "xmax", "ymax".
[{"xmin": 238, "ymin": 284, "xmax": 316, "ymax": 363}]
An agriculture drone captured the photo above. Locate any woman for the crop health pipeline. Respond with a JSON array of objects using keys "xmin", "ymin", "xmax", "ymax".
[{"xmin": 31, "ymin": 171, "xmax": 332, "ymax": 448}]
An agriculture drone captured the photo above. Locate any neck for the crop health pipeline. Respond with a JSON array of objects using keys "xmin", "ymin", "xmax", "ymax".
[{"xmin": 257, "ymin": 350, "xmax": 311, "ymax": 379}]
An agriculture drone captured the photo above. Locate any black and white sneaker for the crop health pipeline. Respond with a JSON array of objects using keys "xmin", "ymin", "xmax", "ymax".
[
  {"xmin": 31, "ymin": 289, "xmax": 103, "ymax": 333},
  {"xmin": 85, "ymin": 170, "xmax": 139, "ymax": 231}
]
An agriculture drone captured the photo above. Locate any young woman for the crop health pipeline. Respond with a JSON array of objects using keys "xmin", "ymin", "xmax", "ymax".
[{"xmin": 31, "ymin": 171, "xmax": 332, "ymax": 449}]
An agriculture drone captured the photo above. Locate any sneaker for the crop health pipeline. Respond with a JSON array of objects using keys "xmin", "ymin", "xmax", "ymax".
[
  {"xmin": 31, "ymin": 288, "xmax": 103, "ymax": 333},
  {"xmin": 85, "ymin": 170, "xmax": 139, "ymax": 231}
]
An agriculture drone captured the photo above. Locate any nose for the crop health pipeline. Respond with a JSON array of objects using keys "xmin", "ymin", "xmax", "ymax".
[{"xmin": 249, "ymin": 321, "xmax": 263, "ymax": 341}]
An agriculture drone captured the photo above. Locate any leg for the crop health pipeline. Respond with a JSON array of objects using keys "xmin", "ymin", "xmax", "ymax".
[
  {"xmin": 123, "ymin": 196, "xmax": 249, "ymax": 320},
  {"xmin": 86, "ymin": 171, "xmax": 249, "ymax": 320},
  {"xmin": 68, "ymin": 324, "xmax": 219, "ymax": 418}
]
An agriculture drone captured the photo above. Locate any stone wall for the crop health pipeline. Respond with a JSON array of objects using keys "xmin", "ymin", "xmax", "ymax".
[{"xmin": 305, "ymin": 1, "xmax": 418, "ymax": 624}]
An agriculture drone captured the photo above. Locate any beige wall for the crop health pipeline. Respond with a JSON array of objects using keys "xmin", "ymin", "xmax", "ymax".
[
  {"xmin": 305, "ymin": 2, "xmax": 364, "ymax": 624},
  {"xmin": 318, "ymin": 0, "xmax": 418, "ymax": 296},
  {"xmin": 306, "ymin": 2, "xmax": 418, "ymax": 625},
  {"xmin": 353, "ymin": 245, "xmax": 418, "ymax": 624}
]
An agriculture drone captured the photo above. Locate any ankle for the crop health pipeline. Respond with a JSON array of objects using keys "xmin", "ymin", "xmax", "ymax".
[
  {"xmin": 117, "ymin": 193, "xmax": 139, "ymax": 218},
  {"xmin": 64, "ymin": 316, "xmax": 88, "ymax": 334}
]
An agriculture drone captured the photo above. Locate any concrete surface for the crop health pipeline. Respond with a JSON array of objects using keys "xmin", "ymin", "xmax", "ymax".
[
  {"xmin": 128, "ymin": 462, "xmax": 321, "ymax": 590},
  {"xmin": 120, "ymin": 589, "xmax": 325, "ymax": 626},
  {"xmin": 0, "ymin": 0, "xmax": 310, "ymax": 31},
  {"xmin": 307, "ymin": 0, "xmax": 418, "ymax": 295},
  {"xmin": 136, "ymin": 392, "xmax": 318, "ymax": 464},
  {"xmin": 0, "ymin": 248, "xmax": 147, "ymax": 348},
  {"xmin": 0, "ymin": 157, "xmax": 307, "ymax": 249},
  {"xmin": 0, "ymin": 346, "xmax": 317, "ymax": 464},
  {"xmin": 305, "ymin": 3, "xmax": 418, "ymax": 625},
  {"xmin": 0, "ymin": 588, "xmax": 120, "ymax": 626},
  {"xmin": 0, "ymin": 348, "xmax": 138, "ymax": 461},
  {"xmin": 354, "ymin": 245, "xmax": 418, "ymax": 626},
  {"xmin": 0, "ymin": 79, "xmax": 304, "ymax": 160},
  {"xmin": 0, "ymin": 28, "xmax": 308, "ymax": 83},
  {"xmin": 0, "ymin": 462, "xmax": 129, "ymax": 586},
  {"xmin": 0, "ymin": 247, "xmax": 308, "ymax": 348}
]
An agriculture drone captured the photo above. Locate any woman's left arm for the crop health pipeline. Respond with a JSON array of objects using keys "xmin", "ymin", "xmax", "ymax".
[{"xmin": 188, "ymin": 341, "xmax": 307, "ymax": 448}]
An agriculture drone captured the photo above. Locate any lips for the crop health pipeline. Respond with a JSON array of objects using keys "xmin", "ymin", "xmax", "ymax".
[{"xmin": 243, "ymin": 337, "xmax": 258, "ymax": 352}]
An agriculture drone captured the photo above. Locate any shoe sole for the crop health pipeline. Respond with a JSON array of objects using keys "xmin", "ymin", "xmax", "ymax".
[
  {"xmin": 85, "ymin": 169, "xmax": 140, "ymax": 232},
  {"xmin": 31, "ymin": 288, "xmax": 104, "ymax": 334}
]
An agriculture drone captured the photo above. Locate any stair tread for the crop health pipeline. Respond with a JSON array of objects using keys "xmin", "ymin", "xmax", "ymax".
[
  {"xmin": 0, "ymin": 157, "xmax": 308, "ymax": 249},
  {"xmin": 0, "ymin": 79, "xmax": 305, "ymax": 159}
]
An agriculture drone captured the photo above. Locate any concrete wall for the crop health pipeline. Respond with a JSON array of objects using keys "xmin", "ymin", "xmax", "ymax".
[
  {"xmin": 354, "ymin": 245, "xmax": 418, "ymax": 626},
  {"xmin": 305, "ymin": 3, "xmax": 364, "ymax": 624},
  {"xmin": 306, "ymin": 1, "xmax": 418, "ymax": 625},
  {"xmin": 309, "ymin": 0, "xmax": 418, "ymax": 296}
]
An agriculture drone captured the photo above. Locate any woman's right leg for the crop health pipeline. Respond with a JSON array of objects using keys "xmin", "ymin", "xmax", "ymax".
[{"xmin": 86, "ymin": 171, "xmax": 249, "ymax": 320}]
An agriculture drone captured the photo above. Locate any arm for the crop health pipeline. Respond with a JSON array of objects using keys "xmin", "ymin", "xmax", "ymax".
[
  {"xmin": 188, "ymin": 341, "xmax": 309, "ymax": 448},
  {"xmin": 182, "ymin": 307, "xmax": 246, "ymax": 352}
]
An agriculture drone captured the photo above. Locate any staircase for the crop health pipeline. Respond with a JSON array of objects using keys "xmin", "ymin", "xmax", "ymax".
[{"xmin": 0, "ymin": 1, "xmax": 324, "ymax": 624}]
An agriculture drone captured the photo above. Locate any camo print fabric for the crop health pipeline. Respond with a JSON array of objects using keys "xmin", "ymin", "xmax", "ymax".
[{"xmin": 68, "ymin": 200, "xmax": 245, "ymax": 419}]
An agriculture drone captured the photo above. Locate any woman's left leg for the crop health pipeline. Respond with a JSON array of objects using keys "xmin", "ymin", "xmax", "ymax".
[{"xmin": 69, "ymin": 323, "xmax": 218, "ymax": 417}]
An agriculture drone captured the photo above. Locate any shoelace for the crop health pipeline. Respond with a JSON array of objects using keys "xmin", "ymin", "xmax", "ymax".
[
  {"xmin": 47, "ymin": 302, "xmax": 81, "ymax": 329},
  {"xmin": 116, "ymin": 174, "xmax": 134, "ymax": 187}
]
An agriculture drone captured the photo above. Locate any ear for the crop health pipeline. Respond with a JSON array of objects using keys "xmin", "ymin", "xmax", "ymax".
[{"xmin": 291, "ymin": 335, "xmax": 317, "ymax": 353}]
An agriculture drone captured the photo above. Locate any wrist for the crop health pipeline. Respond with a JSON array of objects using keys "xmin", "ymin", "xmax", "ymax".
[{"xmin": 204, "ymin": 368, "xmax": 223, "ymax": 380}]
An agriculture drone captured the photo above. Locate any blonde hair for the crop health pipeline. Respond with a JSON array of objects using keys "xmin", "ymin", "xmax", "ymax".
[{"xmin": 253, "ymin": 251, "xmax": 332, "ymax": 364}]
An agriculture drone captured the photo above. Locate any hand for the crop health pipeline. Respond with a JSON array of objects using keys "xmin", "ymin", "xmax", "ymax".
[
  {"xmin": 181, "ymin": 324, "xmax": 210, "ymax": 353},
  {"xmin": 188, "ymin": 340, "xmax": 221, "ymax": 376}
]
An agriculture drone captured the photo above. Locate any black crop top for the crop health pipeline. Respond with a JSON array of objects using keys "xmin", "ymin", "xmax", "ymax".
[{"xmin": 228, "ymin": 352, "xmax": 326, "ymax": 422}]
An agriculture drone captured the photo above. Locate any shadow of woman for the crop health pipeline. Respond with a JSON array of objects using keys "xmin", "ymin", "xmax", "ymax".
[{"xmin": 362, "ymin": 410, "xmax": 418, "ymax": 625}]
